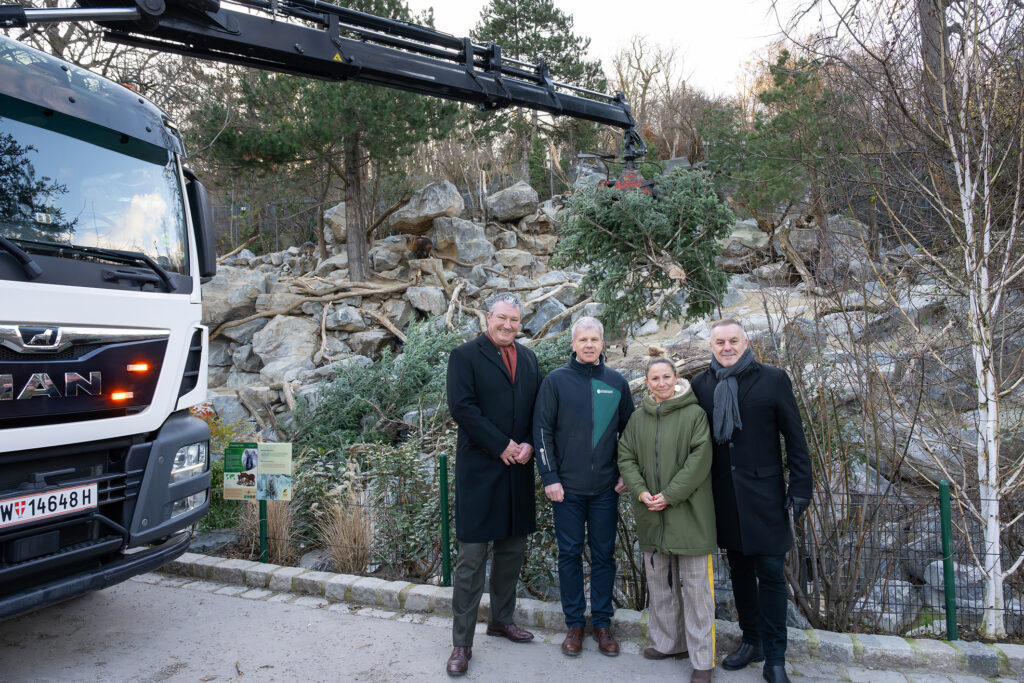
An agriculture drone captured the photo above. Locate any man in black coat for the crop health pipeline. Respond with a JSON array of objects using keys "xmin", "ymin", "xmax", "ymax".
[
  {"xmin": 444, "ymin": 293, "xmax": 541, "ymax": 677},
  {"xmin": 691, "ymin": 319, "xmax": 812, "ymax": 683}
]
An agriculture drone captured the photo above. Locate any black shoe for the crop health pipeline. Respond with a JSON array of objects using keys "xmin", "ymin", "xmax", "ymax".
[
  {"xmin": 762, "ymin": 664, "xmax": 790, "ymax": 683},
  {"xmin": 721, "ymin": 641, "xmax": 764, "ymax": 670}
]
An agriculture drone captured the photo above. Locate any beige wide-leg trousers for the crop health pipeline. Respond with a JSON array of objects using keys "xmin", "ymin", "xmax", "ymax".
[{"xmin": 644, "ymin": 551, "xmax": 716, "ymax": 671}]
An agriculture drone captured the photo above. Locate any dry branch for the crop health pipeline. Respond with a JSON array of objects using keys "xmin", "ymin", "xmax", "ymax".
[
  {"xmin": 269, "ymin": 381, "xmax": 297, "ymax": 413},
  {"xmin": 210, "ymin": 282, "xmax": 411, "ymax": 339},
  {"xmin": 365, "ymin": 193, "xmax": 412, "ymax": 238},
  {"xmin": 444, "ymin": 280, "xmax": 468, "ymax": 329},
  {"xmin": 217, "ymin": 234, "xmax": 261, "ymax": 263},
  {"xmin": 236, "ymin": 389, "xmax": 268, "ymax": 430},
  {"xmin": 364, "ymin": 308, "xmax": 407, "ymax": 343},
  {"xmin": 776, "ymin": 225, "xmax": 824, "ymax": 296},
  {"xmin": 525, "ymin": 297, "xmax": 593, "ymax": 344},
  {"xmin": 523, "ymin": 282, "xmax": 576, "ymax": 308}
]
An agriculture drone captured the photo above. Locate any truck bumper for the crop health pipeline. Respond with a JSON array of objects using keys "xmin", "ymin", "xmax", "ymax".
[{"xmin": 0, "ymin": 528, "xmax": 193, "ymax": 621}]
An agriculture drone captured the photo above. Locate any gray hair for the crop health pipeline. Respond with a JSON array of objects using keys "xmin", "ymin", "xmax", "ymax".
[
  {"xmin": 571, "ymin": 316, "xmax": 604, "ymax": 339},
  {"xmin": 486, "ymin": 292, "xmax": 524, "ymax": 315},
  {"xmin": 710, "ymin": 317, "xmax": 747, "ymax": 338}
]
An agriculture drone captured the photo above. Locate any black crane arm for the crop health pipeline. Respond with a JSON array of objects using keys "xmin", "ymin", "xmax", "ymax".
[{"xmin": 0, "ymin": 0, "xmax": 646, "ymax": 163}]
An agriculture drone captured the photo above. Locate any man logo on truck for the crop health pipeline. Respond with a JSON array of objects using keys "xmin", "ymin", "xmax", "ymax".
[{"xmin": 0, "ymin": 372, "xmax": 102, "ymax": 400}]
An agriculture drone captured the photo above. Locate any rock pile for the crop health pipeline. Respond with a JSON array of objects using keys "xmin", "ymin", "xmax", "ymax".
[{"xmin": 202, "ymin": 180, "xmax": 597, "ymax": 429}]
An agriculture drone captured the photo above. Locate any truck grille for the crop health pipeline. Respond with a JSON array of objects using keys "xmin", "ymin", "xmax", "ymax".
[{"xmin": 0, "ymin": 436, "xmax": 146, "ymax": 597}]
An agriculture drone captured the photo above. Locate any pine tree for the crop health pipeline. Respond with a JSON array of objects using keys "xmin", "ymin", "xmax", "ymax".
[
  {"xmin": 193, "ymin": 0, "xmax": 457, "ymax": 279},
  {"xmin": 471, "ymin": 0, "xmax": 605, "ymax": 187},
  {"xmin": 555, "ymin": 169, "xmax": 733, "ymax": 333}
]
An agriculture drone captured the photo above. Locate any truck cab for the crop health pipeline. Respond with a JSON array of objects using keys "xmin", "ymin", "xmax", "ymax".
[{"xmin": 0, "ymin": 34, "xmax": 215, "ymax": 619}]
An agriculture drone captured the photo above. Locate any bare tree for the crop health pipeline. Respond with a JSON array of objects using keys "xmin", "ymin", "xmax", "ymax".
[{"xmin": 798, "ymin": 0, "xmax": 1024, "ymax": 637}]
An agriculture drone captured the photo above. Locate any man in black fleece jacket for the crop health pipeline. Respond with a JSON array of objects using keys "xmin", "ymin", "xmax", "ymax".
[{"xmin": 533, "ymin": 316, "xmax": 634, "ymax": 657}]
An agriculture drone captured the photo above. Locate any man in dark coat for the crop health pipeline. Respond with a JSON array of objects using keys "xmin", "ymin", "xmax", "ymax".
[
  {"xmin": 444, "ymin": 293, "xmax": 541, "ymax": 677},
  {"xmin": 691, "ymin": 318, "xmax": 812, "ymax": 683}
]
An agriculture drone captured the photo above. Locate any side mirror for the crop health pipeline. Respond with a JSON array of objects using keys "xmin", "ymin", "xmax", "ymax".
[{"xmin": 183, "ymin": 167, "xmax": 217, "ymax": 282}]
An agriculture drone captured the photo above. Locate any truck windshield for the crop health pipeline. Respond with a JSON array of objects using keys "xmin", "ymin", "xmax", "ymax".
[{"xmin": 0, "ymin": 107, "xmax": 188, "ymax": 274}]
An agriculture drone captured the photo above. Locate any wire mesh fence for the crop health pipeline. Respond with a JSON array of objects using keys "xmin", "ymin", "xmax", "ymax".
[{"xmin": 204, "ymin": 476, "xmax": 1024, "ymax": 640}]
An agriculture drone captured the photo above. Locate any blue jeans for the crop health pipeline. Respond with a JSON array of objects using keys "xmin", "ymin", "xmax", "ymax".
[{"xmin": 552, "ymin": 487, "xmax": 619, "ymax": 628}]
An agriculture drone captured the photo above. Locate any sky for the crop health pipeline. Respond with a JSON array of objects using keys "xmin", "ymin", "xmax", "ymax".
[{"xmin": 402, "ymin": 0, "xmax": 809, "ymax": 96}]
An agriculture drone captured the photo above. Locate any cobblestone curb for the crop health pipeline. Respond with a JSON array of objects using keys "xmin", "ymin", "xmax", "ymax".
[{"xmin": 164, "ymin": 552, "xmax": 1023, "ymax": 678}]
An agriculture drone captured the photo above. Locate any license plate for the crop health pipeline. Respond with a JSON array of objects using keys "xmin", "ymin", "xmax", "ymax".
[{"xmin": 0, "ymin": 483, "xmax": 98, "ymax": 530}]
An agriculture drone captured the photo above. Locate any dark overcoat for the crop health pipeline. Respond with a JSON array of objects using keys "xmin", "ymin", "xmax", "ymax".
[
  {"xmin": 446, "ymin": 334, "xmax": 540, "ymax": 543},
  {"xmin": 691, "ymin": 361, "xmax": 812, "ymax": 556}
]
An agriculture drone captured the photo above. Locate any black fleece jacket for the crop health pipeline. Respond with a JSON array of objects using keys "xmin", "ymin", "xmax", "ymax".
[{"xmin": 532, "ymin": 353, "xmax": 635, "ymax": 496}]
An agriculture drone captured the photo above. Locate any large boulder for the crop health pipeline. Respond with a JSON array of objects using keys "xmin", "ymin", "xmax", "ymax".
[
  {"xmin": 259, "ymin": 358, "xmax": 314, "ymax": 385},
  {"xmin": 255, "ymin": 291, "xmax": 306, "ymax": 313},
  {"xmin": 208, "ymin": 391, "xmax": 252, "ymax": 425},
  {"xmin": 517, "ymin": 232, "xmax": 559, "ymax": 255},
  {"xmin": 383, "ymin": 299, "xmax": 414, "ymax": 329},
  {"xmin": 494, "ymin": 248, "xmax": 538, "ymax": 270},
  {"xmin": 218, "ymin": 318, "xmax": 270, "ymax": 346},
  {"xmin": 369, "ymin": 236, "xmax": 408, "ymax": 272},
  {"xmin": 389, "ymin": 181, "xmax": 464, "ymax": 235},
  {"xmin": 251, "ymin": 315, "xmax": 318, "ymax": 374},
  {"xmin": 523, "ymin": 298, "xmax": 568, "ymax": 336},
  {"xmin": 231, "ymin": 343, "xmax": 262, "ymax": 373},
  {"xmin": 326, "ymin": 305, "xmax": 367, "ymax": 332},
  {"xmin": 405, "ymin": 286, "xmax": 447, "ymax": 317},
  {"xmin": 518, "ymin": 211, "xmax": 552, "ymax": 234},
  {"xmin": 428, "ymin": 217, "xmax": 495, "ymax": 265},
  {"xmin": 719, "ymin": 219, "xmax": 770, "ymax": 257},
  {"xmin": 208, "ymin": 337, "xmax": 234, "ymax": 367},
  {"xmin": 493, "ymin": 231, "xmax": 517, "ymax": 250},
  {"xmin": 313, "ymin": 252, "xmax": 349, "ymax": 277},
  {"xmin": 201, "ymin": 267, "xmax": 269, "ymax": 327},
  {"xmin": 323, "ymin": 202, "xmax": 347, "ymax": 248},
  {"xmin": 486, "ymin": 181, "xmax": 539, "ymax": 222},
  {"xmin": 347, "ymin": 328, "xmax": 392, "ymax": 357}
]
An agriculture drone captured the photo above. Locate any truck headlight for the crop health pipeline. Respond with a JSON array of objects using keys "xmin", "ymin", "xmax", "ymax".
[
  {"xmin": 171, "ymin": 489, "xmax": 208, "ymax": 517},
  {"xmin": 171, "ymin": 441, "xmax": 209, "ymax": 483}
]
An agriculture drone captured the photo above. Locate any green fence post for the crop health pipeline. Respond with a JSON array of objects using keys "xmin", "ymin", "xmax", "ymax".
[
  {"xmin": 259, "ymin": 499, "xmax": 269, "ymax": 564},
  {"xmin": 939, "ymin": 479, "xmax": 958, "ymax": 640},
  {"xmin": 440, "ymin": 452, "xmax": 452, "ymax": 587}
]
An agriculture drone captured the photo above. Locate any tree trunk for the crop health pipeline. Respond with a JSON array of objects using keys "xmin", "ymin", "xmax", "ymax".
[
  {"xmin": 344, "ymin": 133, "xmax": 369, "ymax": 282},
  {"xmin": 917, "ymin": 0, "xmax": 949, "ymax": 138},
  {"xmin": 315, "ymin": 173, "xmax": 330, "ymax": 263}
]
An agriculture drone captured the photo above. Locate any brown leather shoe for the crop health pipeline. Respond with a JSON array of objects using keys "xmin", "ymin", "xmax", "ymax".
[
  {"xmin": 446, "ymin": 646, "xmax": 471, "ymax": 676},
  {"xmin": 593, "ymin": 627, "xmax": 619, "ymax": 656},
  {"xmin": 643, "ymin": 647, "xmax": 689, "ymax": 660},
  {"xmin": 561, "ymin": 626, "xmax": 584, "ymax": 656},
  {"xmin": 690, "ymin": 668, "xmax": 713, "ymax": 683},
  {"xmin": 486, "ymin": 622, "xmax": 535, "ymax": 642}
]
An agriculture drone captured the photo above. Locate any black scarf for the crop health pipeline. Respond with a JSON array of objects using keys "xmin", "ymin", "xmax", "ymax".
[{"xmin": 710, "ymin": 347, "xmax": 755, "ymax": 444}]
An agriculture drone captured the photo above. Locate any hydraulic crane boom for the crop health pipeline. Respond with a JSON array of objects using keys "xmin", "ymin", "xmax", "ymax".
[{"xmin": 0, "ymin": 0, "xmax": 647, "ymax": 164}]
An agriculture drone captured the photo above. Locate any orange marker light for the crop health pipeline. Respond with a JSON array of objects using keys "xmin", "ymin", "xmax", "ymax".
[
  {"xmin": 127, "ymin": 363, "xmax": 149, "ymax": 372},
  {"xmin": 111, "ymin": 391, "xmax": 135, "ymax": 401}
]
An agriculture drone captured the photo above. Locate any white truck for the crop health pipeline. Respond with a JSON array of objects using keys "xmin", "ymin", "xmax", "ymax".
[{"xmin": 0, "ymin": 33, "xmax": 216, "ymax": 618}]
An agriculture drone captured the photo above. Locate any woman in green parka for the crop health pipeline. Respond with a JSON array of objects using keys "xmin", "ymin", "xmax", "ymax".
[{"xmin": 618, "ymin": 349, "xmax": 717, "ymax": 683}]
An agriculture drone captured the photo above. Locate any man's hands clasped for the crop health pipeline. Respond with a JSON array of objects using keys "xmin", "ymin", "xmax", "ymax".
[{"xmin": 500, "ymin": 440, "xmax": 533, "ymax": 466}]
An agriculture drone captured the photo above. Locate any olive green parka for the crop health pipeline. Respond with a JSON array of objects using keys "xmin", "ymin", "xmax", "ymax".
[{"xmin": 617, "ymin": 382, "xmax": 717, "ymax": 556}]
